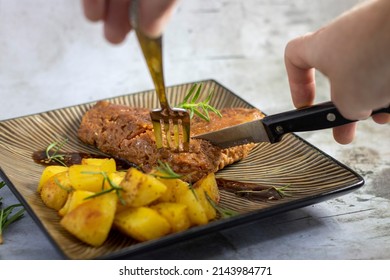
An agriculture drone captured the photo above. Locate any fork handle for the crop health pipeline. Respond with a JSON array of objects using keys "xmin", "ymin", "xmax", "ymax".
[
  {"xmin": 136, "ymin": 31, "xmax": 170, "ymax": 110},
  {"xmin": 131, "ymin": 0, "xmax": 169, "ymax": 110}
]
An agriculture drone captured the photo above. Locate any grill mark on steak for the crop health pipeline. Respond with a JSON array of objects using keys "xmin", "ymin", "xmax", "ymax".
[{"xmin": 78, "ymin": 100, "xmax": 265, "ymax": 182}]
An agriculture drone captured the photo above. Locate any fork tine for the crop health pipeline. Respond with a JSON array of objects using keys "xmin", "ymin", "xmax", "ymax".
[
  {"xmin": 150, "ymin": 108, "xmax": 191, "ymax": 152},
  {"xmin": 181, "ymin": 117, "xmax": 190, "ymax": 152},
  {"xmin": 171, "ymin": 120, "xmax": 180, "ymax": 150},
  {"xmin": 151, "ymin": 120, "xmax": 163, "ymax": 149},
  {"xmin": 150, "ymin": 119, "xmax": 191, "ymax": 151},
  {"xmin": 163, "ymin": 120, "xmax": 171, "ymax": 148},
  {"xmin": 150, "ymin": 104, "xmax": 191, "ymax": 151}
]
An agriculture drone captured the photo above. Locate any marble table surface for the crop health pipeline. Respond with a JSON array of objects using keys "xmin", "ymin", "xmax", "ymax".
[{"xmin": 1, "ymin": 0, "xmax": 389, "ymax": 260}]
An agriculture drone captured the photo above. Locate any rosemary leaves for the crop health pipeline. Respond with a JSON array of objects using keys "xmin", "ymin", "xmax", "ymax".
[
  {"xmin": 177, "ymin": 83, "xmax": 222, "ymax": 122},
  {"xmin": 0, "ymin": 181, "xmax": 25, "ymax": 244}
]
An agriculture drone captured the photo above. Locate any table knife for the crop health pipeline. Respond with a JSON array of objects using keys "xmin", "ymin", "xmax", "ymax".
[{"xmin": 193, "ymin": 101, "xmax": 389, "ymax": 148}]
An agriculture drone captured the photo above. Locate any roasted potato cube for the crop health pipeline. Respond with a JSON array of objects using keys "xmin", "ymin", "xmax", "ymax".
[
  {"xmin": 114, "ymin": 207, "xmax": 171, "ymax": 242},
  {"xmin": 110, "ymin": 172, "xmax": 130, "ymax": 213},
  {"xmin": 60, "ymin": 192, "xmax": 117, "ymax": 247},
  {"xmin": 68, "ymin": 164, "xmax": 108, "ymax": 192},
  {"xmin": 58, "ymin": 190, "xmax": 95, "ymax": 216},
  {"xmin": 120, "ymin": 168, "xmax": 167, "ymax": 207},
  {"xmin": 156, "ymin": 177, "xmax": 190, "ymax": 203},
  {"xmin": 176, "ymin": 188, "xmax": 208, "ymax": 226},
  {"xmin": 81, "ymin": 158, "xmax": 116, "ymax": 173},
  {"xmin": 151, "ymin": 202, "xmax": 191, "ymax": 233},
  {"xmin": 37, "ymin": 165, "xmax": 68, "ymax": 193},
  {"xmin": 40, "ymin": 171, "xmax": 71, "ymax": 210},
  {"xmin": 193, "ymin": 173, "xmax": 220, "ymax": 203},
  {"xmin": 58, "ymin": 192, "xmax": 72, "ymax": 217},
  {"xmin": 195, "ymin": 188, "xmax": 217, "ymax": 221},
  {"xmin": 103, "ymin": 171, "xmax": 126, "ymax": 190}
]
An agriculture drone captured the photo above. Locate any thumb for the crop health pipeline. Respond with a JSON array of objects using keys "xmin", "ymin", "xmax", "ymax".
[{"xmin": 137, "ymin": 0, "xmax": 179, "ymax": 37}]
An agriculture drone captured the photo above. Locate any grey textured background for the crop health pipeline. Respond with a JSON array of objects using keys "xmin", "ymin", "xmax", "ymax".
[{"xmin": 1, "ymin": 0, "xmax": 389, "ymax": 259}]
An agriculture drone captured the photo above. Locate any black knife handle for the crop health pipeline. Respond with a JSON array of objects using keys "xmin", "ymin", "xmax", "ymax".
[{"xmin": 262, "ymin": 101, "xmax": 390, "ymax": 143}]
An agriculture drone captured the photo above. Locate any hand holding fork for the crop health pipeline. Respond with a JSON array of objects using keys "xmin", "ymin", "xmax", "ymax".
[{"xmin": 131, "ymin": 0, "xmax": 190, "ymax": 152}]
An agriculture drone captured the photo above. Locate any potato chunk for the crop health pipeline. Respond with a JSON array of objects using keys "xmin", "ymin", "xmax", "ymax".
[
  {"xmin": 114, "ymin": 207, "xmax": 171, "ymax": 242},
  {"xmin": 40, "ymin": 171, "xmax": 71, "ymax": 210},
  {"xmin": 151, "ymin": 202, "xmax": 191, "ymax": 233},
  {"xmin": 37, "ymin": 165, "xmax": 68, "ymax": 193},
  {"xmin": 68, "ymin": 164, "xmax": 107, "ymax": 192},
  {"xmin": 156, "ymin": 177, "xmax": 190, "ymax": 203},
  {"xmin": 193, "ymin": 172, "xmax": 220, "ymax": 203},
  {"xmin": 81, "ymin": 158, "xmax": 116, "ymax": 173},
  {"xmin": 193, "ymin": 173, "xmax": 219, "ymax": 221},
  {"xmin": 176, "ymin": 187, "xmax": 208, "ymax": 226},
  {"xmin": 104, "ymin": 171, "xmax": 126, "ymax": 190},
  {"xmin": 195, "ymin": 187, "xmax": 217, "ymax": 221},
  {"xmin": 58, "ymin": 190, "xmax": 95, "ymax": 217},
  {"xmin": 119, "ymin": 168, "xmax": 167, "ymax": 207},
  {"xmin": 60, "ymin": 192, "xmax": 117, "ymax": 247}
]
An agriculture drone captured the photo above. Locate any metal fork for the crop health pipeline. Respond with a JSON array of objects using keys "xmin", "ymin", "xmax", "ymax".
[{"xmin": 131, "ymin": 2, "xmax": 190, "ymax": 151}]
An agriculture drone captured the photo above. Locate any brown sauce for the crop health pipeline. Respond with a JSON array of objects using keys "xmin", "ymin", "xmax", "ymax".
[
  {"xmin": 216, "ymin": 178, "xmax": 284, "ymax": 201},
  {"xmin": 32, "ymin": 151, "xmax": 137, "ymax": 171}
]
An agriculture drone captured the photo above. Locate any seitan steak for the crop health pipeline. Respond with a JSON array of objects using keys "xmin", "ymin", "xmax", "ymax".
[{"xmin": 78, "ymin": 100, "xmax": 264, "ymax": 182}]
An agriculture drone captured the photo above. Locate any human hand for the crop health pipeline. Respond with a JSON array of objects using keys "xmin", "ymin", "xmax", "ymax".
[
  {"xmin": 82, "ymin": 0, "xmax": 178, "ymax": 44},
  {"xmin": 284, "ymin": 0, "xmax": 390, "ymax": 144}
]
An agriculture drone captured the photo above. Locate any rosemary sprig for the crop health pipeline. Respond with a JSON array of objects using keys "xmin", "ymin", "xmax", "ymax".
[
  {"xmin": 0, "ymin": 181, "xmax": 25, "ymax": 244},
  {"xmin": 188, "ymin": 182, "xmax": 199, "ymax": 200},
  {"xmin": 82, "ymin": 171, "xmax": 126, "ymax": 205},
  {"xmin": 54, "ymin": 178, "xmax": 73, "ymax": 192},
  {"xmin": 45, "ymin": 138, "xmax": 68, "ymax": 167},
  {"xmin": 0, "ymin": 182, "xmax": 3, "ymax": 206},
  {"xmin": 152, "ymin": 161, "xmax": 198, "ymax": 199},
  {"xmin": 234, "ymin": 184, "xmax": 291, "ymax": 201},
  {"xmin": 153, "ymin": 160, "xmax": 183, "ymax": 179},
  {"xmin": 275, "ymin": 184, "xmax": 291, "ymax": 197},
  {"xmin": 205, "ymin": 192, "xmax": 238, "ymax": 218},
  {"xmin": 177, "ymin": 83, "xmax": 222, "ymax": 122}
]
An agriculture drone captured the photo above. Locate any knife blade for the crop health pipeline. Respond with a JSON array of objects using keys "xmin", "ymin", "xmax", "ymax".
[{"xmin": 193, "ymin": 101, "xmax": 390, "ymax": 148}]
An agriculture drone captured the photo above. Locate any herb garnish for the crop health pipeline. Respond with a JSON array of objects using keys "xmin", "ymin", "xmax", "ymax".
[
  {"xmin": 205, "ymin": 192, "xmax": 238, "ymax": 218},
  {"xmin": 45, "ymin": 138, "xmax": 68, "ymax": 167},
  {"xmin": 152, "ymin": 160, "xmax": 183, "ymax": 179},
  {"xmin": 54, "ymin": 178, "xmax": 73, "ymax": 192},
  {"xmin": 177, "ymin": 83, "xmax": 222, "ymax": 122},
  {"xmin": 82, "ymin": 171, "xmax": 126, "ymax": 205},
  {"xmin": 275, "ymin": 184, "xmax": 291, "ymax": 197},
  {"xmin": 0, "ymin": 181, "xmax": 25, "ymax": 244},
  {"xmin": 235, "ymin": 184, "xmax": 291, "ymax": 200}
]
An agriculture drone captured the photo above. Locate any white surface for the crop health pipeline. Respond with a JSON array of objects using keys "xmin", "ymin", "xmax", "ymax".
[{"xmin": 1, "ymin": 0, "xmax": 389, "ymax": 260}]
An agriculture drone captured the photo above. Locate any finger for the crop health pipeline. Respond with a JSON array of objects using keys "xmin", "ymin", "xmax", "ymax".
[
  {"xmin": 332, "ymin": 123, "xmax": 357, "ymax": 144},
  {"xmin": 82, "ymin": 0, "xmax": 106, "ymax": 21},
  {"xmin": 104, "ymin": 0, "xmax": 132, "ymax": 44},
  {"xmin": 372, "ymin": 113, "xmax": 390, "ymax": 124},
  {"xmin": 330, "ymin": 83, "xmax": 374, "ymax": 121},
  {"xmin": 284, "ymin": 34, "xmax": 316, "ymax": 108},
  {"xmin": 138, "ymin": 0, "xmax": 178, "ymax": 37}
]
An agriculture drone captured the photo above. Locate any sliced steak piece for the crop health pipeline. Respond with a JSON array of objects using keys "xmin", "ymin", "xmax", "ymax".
[{"xmin": 78, "ymin": 100, "xmax": 264, "ymax": 182}]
